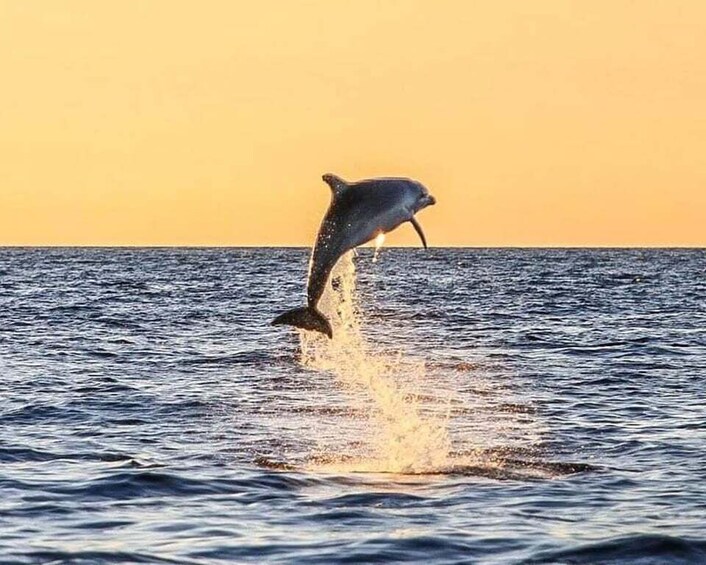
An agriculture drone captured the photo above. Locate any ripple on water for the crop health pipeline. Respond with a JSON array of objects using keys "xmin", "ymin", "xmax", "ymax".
[{"xmin": 0, "ymin": 248, "xmax": 704, "ymax": 564}]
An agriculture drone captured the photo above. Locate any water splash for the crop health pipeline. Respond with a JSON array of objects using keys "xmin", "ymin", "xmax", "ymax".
[
  {"xmin": 299, "ymin": 251, "xmax": 451, "ymax": 473},
  {"xmin": 372, "ymin": 232, "xmax": 385, "ymax": 263}
]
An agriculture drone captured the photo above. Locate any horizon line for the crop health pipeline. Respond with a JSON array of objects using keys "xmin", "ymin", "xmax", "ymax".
[{"xmin": 1, "ymin": 244, "xmax": 704, "ymax": 250}]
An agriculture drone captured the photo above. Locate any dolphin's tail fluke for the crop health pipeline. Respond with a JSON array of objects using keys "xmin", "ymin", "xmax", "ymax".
[{"xmin": 271, "ymin": 306, "xmax": 333, "ymax": 339}]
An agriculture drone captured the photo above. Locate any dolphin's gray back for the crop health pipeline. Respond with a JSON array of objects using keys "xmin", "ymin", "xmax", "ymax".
[
  {"xmin": 306, "ymin": 179, "xmax": 419, "ymax": 307},
  {"xmin": 272, "ymin": 174, "xmax": 433, "ymax": 338}
]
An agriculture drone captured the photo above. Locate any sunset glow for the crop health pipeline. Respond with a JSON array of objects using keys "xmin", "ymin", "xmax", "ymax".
[{"xmin": 1, "ymin": 1, "xmax": 705, "ymax": 246}]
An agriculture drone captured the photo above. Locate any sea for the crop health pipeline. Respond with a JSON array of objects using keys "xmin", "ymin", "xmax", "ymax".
[{"xmin": 1, "ymin": 247, "xmax": 705, "ymax": 564}]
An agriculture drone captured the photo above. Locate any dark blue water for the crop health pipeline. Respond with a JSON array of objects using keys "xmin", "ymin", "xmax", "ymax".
[{"xmin": 1, "ymin": 248, "xmax": 705, "ymax": 564}]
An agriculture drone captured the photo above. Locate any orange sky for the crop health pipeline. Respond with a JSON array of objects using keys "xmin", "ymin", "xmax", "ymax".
[{"xmin": 1, "ymin": 1, "xmax": 705, "ymax": 246}]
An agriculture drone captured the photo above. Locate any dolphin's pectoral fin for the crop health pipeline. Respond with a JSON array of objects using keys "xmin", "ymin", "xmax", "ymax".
[
  {"xmin": 410, "ymin": 216, "xmax": 428, "ymax": 249},
  {"xmin": 322, "ymin": 173, "xmax": 349, "ymax": 197}
]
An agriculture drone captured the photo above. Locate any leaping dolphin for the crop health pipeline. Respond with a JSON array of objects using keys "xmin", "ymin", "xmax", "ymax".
[{"xmin": 272, "ymin": 173, "xmax": 436, "ymax": 338}]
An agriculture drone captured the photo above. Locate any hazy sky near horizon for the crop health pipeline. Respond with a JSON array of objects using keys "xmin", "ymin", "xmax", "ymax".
[{"xmin": 1, "ymin": 1, "xmax": 705, "ymax": 246}]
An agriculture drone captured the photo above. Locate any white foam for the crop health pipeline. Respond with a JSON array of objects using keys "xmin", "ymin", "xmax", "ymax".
[{"xmin": 299, "ymin": 251, "xmax": 451, "ymax": 473}]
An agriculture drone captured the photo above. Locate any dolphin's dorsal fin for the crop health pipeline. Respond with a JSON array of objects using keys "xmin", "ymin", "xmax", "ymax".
[{"xmin": 322, "ymin": 173, "xmax": 349, "ymax": 197}]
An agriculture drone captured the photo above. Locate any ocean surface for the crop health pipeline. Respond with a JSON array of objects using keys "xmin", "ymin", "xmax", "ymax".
[{"xmin": 1, "ymin": 247, "xmax": 705, "ymax": 564}]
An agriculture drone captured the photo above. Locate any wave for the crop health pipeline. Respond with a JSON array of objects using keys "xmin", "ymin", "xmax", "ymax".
[
  {"xmin": 16, "ymin": 550, "xmax": 194, "ymax": 565},
  {"xmin": 8, "ymin": 469, "xmax": 321, "ymax": 502},
  {"xmin": 525, "ymin": 534, "xmax": 706, "ymax": 564},
  {"xmin": 0, "ymin": 446, "xmax": 134, "ymax": 464},
  {"xmin": 257, "ymin": 451, "xmax": 599, "ymax": 481},
  {"xmin": 181, "ymin": 350, "xmax": 273, "ymax": 367}
]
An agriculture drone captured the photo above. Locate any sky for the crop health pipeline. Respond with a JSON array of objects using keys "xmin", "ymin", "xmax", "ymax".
[{"xmin": 1, "ymin": 1, "xmax": 705, "ymax": 246}]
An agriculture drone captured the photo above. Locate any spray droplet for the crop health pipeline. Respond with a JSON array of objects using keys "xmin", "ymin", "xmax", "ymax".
[
  {"xmin": 373, "ymin": 232, "xmax": 386, "ymax": 263},
  {"xmin": 300, "ymin": 252, "xmax": 451, "ymax": 473}
]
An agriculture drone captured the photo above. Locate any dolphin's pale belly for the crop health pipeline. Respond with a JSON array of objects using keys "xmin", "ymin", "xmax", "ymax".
[{"xmin": 349, "ymin": 207, "xmax": 412, "ymax": 248}]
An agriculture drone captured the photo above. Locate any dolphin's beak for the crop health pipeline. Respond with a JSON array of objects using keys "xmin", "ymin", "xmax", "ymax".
[{"xmin": 425, "ymin": 194, "xmax": 436, "ymax": 206}]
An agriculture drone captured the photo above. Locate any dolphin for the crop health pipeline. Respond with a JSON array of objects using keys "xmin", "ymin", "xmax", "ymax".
[{"xmin": 272, "ymin": 173, "xmax": 436, "ymax": 338}]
